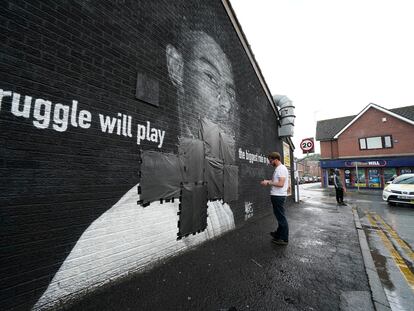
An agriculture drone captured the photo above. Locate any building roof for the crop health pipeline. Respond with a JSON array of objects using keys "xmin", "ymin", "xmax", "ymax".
[
  {"xmin": 390, "ymin": 105, "xmax": 414, "ymax": 121},
  {"xmin": 316, "ymin": 115, "xmax": 356, "ymax": 141},
  {"xmin": 316, "ymin": 104, "xmax": 414, "ymax": 141}
]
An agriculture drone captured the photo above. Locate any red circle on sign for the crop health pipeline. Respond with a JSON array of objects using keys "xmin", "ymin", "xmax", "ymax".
[{"xmin": 300, "ymin": 138, "xmax": 314, "ymax": 151}]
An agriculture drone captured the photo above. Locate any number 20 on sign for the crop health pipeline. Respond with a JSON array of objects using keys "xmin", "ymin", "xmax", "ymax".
[{"xmin": 300, "ymin": 138, "xmax": 314, "ymax": 154}]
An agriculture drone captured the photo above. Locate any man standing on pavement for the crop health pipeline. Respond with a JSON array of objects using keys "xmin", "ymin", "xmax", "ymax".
[
  {"xmin": 261, "ymin": 152, "xmax": 289, "ymax": 245},
  {"xmin": 333, "ymin": 169, "xmax": 346, "ymax": 205}
]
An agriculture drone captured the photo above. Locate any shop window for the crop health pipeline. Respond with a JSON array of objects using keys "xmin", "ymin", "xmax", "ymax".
[
  {"xmin": 368, "ymin": 169, "xmax": 381, "ymax": 188},
  {"xmin": 383, "ymin": 168, "xmax": 397, "ymax": 183},
  {"xmin": 344, "ymin": 169, "xmax": 352, "ymax": 187},
  {"xmin": 328, "ymin": 169, "xmax": 336, "ymax": 186},
  {"xmin": 400, "ymin": 168, "xmax": 413, "ymax": 174},
  {"xmin": 355, "ymin": 169, "xmax": 366, "ymax": 187},
  {"xmin": 359, "ymin": 135, "xmax": 393, "ymax": 150}
]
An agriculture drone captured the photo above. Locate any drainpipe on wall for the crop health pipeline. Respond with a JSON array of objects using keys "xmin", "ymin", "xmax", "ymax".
[{"xmin": 273, "ymin": 95, "xmax": 295, "ymax": 137}]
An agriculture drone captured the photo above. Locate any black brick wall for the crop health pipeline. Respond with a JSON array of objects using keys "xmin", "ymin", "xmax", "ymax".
[{"xmin": 0, "ymin": 1, "xmax": 287, "ymax": 309}]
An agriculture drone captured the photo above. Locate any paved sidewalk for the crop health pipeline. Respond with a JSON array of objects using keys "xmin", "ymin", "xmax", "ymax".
[
  {"xmin": 321, "ymin": 184, "xmax": 382, "ymax": 197},
  {"xmin": 65, "ymin": 198, "xmax": 374, "ymax": 311}
]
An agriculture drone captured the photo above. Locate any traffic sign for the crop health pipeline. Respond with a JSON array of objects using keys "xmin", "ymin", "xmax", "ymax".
[{"xmin": 300, "ymin": 138, "xmax": 314, "ymax": 153}]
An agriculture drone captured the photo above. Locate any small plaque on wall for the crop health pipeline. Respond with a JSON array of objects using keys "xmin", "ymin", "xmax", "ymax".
[{"xmin": 135, "ymin": 72, "xmax": 159, "ymax": 107}]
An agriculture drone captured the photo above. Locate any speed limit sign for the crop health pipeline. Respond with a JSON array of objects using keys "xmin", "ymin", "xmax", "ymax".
[{"xmin": 300, "ymin": 138, "xmax": 314, "ymax": 153}]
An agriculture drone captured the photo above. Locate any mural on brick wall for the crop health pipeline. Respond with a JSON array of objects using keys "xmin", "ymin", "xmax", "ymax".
[
  {"xmin": 0, "ymin": 1, "xmax": 281, "ymax": 310},
  {"xmin": 33, "ymin": 25, "xmax": 240, "ymax": 310}
]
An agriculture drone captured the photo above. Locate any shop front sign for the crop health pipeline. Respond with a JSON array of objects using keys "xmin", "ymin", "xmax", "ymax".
[{"xmin": 345, "ymin": 160, "xmax": 387, "ymax": 167}]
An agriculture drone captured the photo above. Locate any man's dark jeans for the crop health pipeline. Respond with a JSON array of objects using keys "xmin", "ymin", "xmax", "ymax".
[
  {"xmin": 335, "ymin": 187, "xmax": 344, "ymax": 203},
  {"xmin": 270, "ymin": 195, "xmax": 289, "ymax": 241}
]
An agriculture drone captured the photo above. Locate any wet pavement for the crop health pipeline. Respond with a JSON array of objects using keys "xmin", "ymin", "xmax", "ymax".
[
  {"xmin": 345, "ymin": 188, "xmax": 414, "ymax": 311},
  {"xmin": 60, "ymin": 183, "xmax": 375, "ymax": 311}
]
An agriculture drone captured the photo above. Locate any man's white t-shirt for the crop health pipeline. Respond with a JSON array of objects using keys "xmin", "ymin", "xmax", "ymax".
[{"xmin": 270, "ymin": 163, "xmax": 289, "ymax": 196}]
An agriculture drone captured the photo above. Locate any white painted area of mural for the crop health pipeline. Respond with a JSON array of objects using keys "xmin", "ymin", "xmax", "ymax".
[{"xmin": 33, "ymin": 185, "xmax": 234, "ymax": 310}]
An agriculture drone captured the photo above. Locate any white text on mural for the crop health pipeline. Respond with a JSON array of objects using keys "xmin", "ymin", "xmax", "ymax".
[
  {"xmin": 244, "ymin": 201, "xmax": 254, "ymax": 221},
  {"xmin": 0, "ymin": 89, "xmax": 166, "ymax": 148},
  {"xmin": 238, "ymin": 148, "xmax": 267, "ymax": 164}
]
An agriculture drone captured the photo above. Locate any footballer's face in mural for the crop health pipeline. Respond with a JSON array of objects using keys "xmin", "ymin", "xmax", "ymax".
[{"xmin": 167, "ymin": 31, "xmax": 236, "ymax": 137}]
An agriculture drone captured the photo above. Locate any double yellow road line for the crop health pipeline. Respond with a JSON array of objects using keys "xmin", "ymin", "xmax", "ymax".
[{"xmin": 366, "ymin": 212, "xmax": 414, "ymax": 292}]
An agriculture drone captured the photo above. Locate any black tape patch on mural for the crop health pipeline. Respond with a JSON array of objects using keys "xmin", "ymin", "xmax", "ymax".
[
  {"xmin": 139, "ymin": 117, "xmax": 239, "ymax": 238},
  {"xmin": 139, "ymin": 150, "xmax": 182, "ymax": 203},
  {"xmin": 205, "ymin": 157, "xmax": 224, "ymax": 200},
  {"xmin": 219, "ymin": 132, "xmax": 236, "ymax": 164},
  {"xmin": 178, "ymin": 137, "xmax": 205, "ymax": 183},
  {"xmin": 224, "ymin": 164, "xmax": 239, "ymax": 203},
  {"xmin": 178, "ymin": 183, "xmax": 208, "ymax": 238},
  {"xmin": 138, "ymin": 118, "xmax": 239, "ymax": 239},
  {"xmin": 199, "ymin": 117, "xmax": 221, "ymax": 159}
]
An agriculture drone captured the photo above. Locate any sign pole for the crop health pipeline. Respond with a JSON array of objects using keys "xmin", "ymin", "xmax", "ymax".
[
  {"xmin": 295, "ymin": 160, "xmax": 300, "ymax": 203},
  {"xmin": 300, "ymin": 137, "xmax": 314, "ymax": 183},
  {"xmin": 296, "ymin": 177, "xmax": 300, "ymax": 202},
  {"xmin": 356, "ymin": 161, "xmax": 360, "ymax": 192}
]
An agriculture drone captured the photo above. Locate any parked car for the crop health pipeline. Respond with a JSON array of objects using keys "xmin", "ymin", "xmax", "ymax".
[
  {"xmin": 382, "ymin": 173, "xmax": 414, "ymax": 206},
  {"xmin": 385, "ymin": 174, "xmax": 398, "ymax": 185}
]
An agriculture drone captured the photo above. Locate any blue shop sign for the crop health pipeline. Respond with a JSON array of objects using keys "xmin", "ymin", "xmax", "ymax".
[
  {"xmin": 320, "ymin": 156, "xmax": 414, "ymax": 168},
  {"xmin": 344, "ymin": 160, "xmax": 387, "ymax": 167}
]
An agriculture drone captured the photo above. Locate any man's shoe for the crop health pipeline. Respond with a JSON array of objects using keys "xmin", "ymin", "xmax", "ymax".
[
  {"xmin": 270, "ymin": 231, "xmax": 278, "ymax": 239},
  {"xmin": 340, "ymin": 202, "xmax": 347, "ymax": 206},
  {"xmin": 272, "ymin": 239, "xmax": 288, "ymax": 245}
]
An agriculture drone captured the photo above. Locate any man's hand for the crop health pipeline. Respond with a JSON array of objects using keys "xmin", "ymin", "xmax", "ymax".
[{"xmin": 260, "ymin": 180, "xmax": 270, "ymax": 186}]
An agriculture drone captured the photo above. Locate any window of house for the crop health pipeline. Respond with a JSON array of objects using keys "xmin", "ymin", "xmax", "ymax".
[
  {"xmin": 359, "ymin": 135, "xmax": 392, "ymax": 150},
  {"xmin": 384, "ymin": 136, "xmax": 392, "ymax": 148},
  {"xmin": 359, "ymin": 138, "xmax": 366, "ymax": 149},
  {"xmin": 366, "ymin": 137, "xmax": 382, "ymax": 149}
]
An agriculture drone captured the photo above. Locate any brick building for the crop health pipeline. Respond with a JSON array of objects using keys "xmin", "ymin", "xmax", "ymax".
[
  {"xmin": 0, "ymin": 1, "xmax": 294, "ymax": 309},
  {"xmin": 316, "ymin": 103, "xmax": 414, "ymax": 188},
  {"xmin": 296, "ymin": 159, "xmax": 321, "ymax": 180}
]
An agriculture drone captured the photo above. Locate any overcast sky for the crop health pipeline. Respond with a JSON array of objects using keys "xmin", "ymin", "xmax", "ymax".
[{"xmin": 231, "ymin": 0, "xmax": 414, "ymax": 158}]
